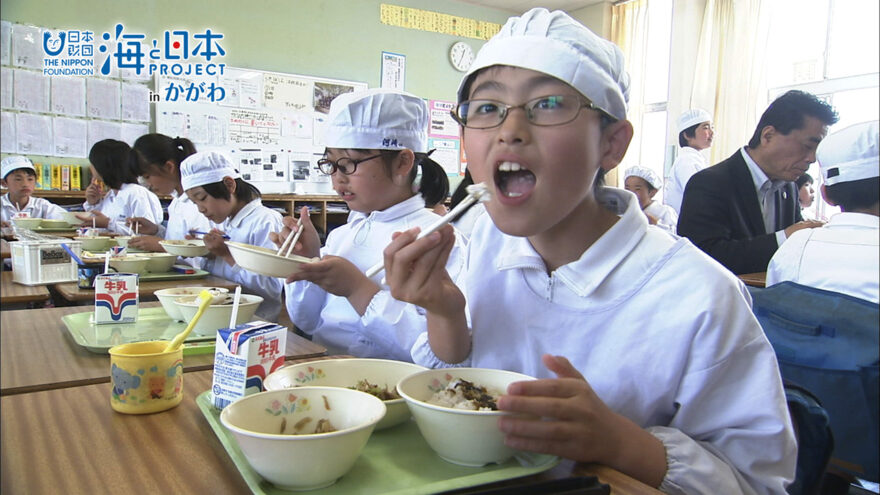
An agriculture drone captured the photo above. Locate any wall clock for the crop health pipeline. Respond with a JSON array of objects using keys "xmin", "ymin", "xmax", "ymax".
[{"xmin": 449, "ymin": 41, "xmax": 474, "ymax": 72}]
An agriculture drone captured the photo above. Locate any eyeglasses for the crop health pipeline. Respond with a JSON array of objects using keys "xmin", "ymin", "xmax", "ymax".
[
  {"xmin": 315, "ymin": 153, "xmax": 383, "ymax": 176},
  {"xmin": 451, "ymin": 95, "xmax": 605, "ymax": 129}
]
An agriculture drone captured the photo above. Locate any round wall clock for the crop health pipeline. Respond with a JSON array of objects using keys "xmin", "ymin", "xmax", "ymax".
[{"xmin": 449, "ymin": 41, "xmax": 475, "ymax": 72}]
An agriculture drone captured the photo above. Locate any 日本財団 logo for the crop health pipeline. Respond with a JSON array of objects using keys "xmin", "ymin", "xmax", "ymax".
[{"xmin": 42, "ymin": 23, "xmax": 228, "ymax": 103}]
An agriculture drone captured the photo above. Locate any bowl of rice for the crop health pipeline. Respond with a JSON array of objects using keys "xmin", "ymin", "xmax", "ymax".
[
  {"xmin": 396, "ymin": 367, "xmax": 536, "ymax": 467},
  {"xmin": 220, "ymin": 387, "xmax": 386, "ymax": 491},
  {"xmin": 264, "ymin": 358, "xmax": 426, "ymax": 430}
]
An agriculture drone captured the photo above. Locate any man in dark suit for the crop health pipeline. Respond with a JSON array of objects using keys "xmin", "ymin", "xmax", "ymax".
[{"xmin": 677, "ymin": 90, "xmax": 837, "ymax": 275}]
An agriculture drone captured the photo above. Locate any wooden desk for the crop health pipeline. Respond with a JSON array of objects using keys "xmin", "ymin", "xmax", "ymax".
[
  {"xmin": 0, "ymin": 302, "xmax": 326, "ymax": 396},
  {"xmin": 1, "ymin": 239, "xmax": 10, "ymax": 259},
  {"xmin": 0, "ymin": 369, "xmax": 660, "ymax": 495},
  {"xmin": 52, "ymin": 274, "xmax": 240, "ymax": 303},
  {"xmin": 0, "ymin": 271, "xmax": 50, "ymax": 304},
  {"xmin": 738, "ymin": 272, "xmax": 767, "ymax": 288}
]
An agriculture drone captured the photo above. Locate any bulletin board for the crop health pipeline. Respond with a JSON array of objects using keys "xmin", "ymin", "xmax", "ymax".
[
  {"xmin": 155, "ymin": 66, "xmax": 368, "ymax": 194},
  {"xmin": 1, "ymin": 20, "xmax": 151, "ymax": 158}
]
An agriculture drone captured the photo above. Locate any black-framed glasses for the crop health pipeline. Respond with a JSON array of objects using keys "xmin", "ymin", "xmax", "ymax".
[
  {"xmin": 315, "ymin": 154, "xmax": 382, "ymax": 176},
  {"xmin": 451, "ymin": 95, "xmax": 604, "ymax": 129}
]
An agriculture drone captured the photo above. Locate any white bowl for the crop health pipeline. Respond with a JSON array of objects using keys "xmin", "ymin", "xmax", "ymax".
[
  {"xmin": 159, "ymin": 239, "xmax": 209, "ymax": 257},
  {"xmin": 397, "ymin": 368, "xmax": 536, "ymax": 467},
  {"xmin": 173, "ymin": 293, "xmax": 263, "ymax": 335},
  {"xmin": 142, "ymin": 252, "xmax": 177, "ymax": 273},
  {"xmin": 154, "ymin": 287, "xmax": 229, "ymax": 322},
  {"xmin": 40, "ymin": 219, "xmax": 69, "ymax": 229},
  {"xmin": 61, "ymin": 211, "xmax": 85, "ymax": 226},
  {"xmin": 265, "ymin": 358, "xmax": 426, "ymax": 430},
  {"xmin": 220, "ymin": 387, "xmax": 386, "ymax": 491},
  {"xmin": 226, "ymin": 241, "xmax": 317, "ymax": 278},
  {"xmin": 73, "ymin": 235, "xmax": 112, "ymax": 252},
  {"xmin": 108, "ymin": 256, "xmax": 150, "ymax": 274},
  {"xmin": 115, "ymin": 236, "xmax": 133, "ymax": 248},
  {"xmin": 12, "ymin": 217, "xmax": 42, "ymax": 229}
]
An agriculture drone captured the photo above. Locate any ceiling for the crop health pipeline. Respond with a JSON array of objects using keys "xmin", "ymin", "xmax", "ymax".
[{"xmin": 456, "ymin": 0, "xmax": 608, "ymax": 14}]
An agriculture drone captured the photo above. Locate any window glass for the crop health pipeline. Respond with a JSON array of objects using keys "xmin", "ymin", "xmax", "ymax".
[
  {"xmin": 766, "ymin": 0, "xmax": 830, "ymax": 88},
  {"xmin": 644, "ymin": 0, "xmax": 672, "ymax": 104},
  {"xmin": 827, "ymin": 0, "xmax": 880, "ymax": 78}
]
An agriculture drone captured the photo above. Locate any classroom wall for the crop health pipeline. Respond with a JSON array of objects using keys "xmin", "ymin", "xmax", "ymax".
[{"xmin": 0, "ymin": 0, "xmax": 522, "ymax": 170}]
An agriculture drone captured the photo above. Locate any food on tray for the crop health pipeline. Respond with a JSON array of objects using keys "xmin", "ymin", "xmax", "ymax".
[
  {"xmin": 427, "ymin": 379, "xmax": 501, "ymax": 411},
  {"xmin": 350, "ymin": 379, "xmax": 401, "ymax": 401}
]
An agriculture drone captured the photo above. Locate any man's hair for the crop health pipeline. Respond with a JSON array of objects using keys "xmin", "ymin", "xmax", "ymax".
[
  {"xmin": 747, "ymin": 90, "xmax": 838, "ymax": 149},
  {"xmin": 796, "ymin": 172, "xmax": 814, "ymax": 189},
  {"xmin": 824, "ymin": 177, "xmax": 879, "ymax": 212},
  {"xmin": 678, "ymin": 123, "xmax": 700, "ymax": 148}
]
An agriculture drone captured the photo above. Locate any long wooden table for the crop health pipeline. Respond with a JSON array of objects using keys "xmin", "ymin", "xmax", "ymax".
[
  {"xmin": 0, "ymin": 368, "xmax": 661, "ymax": 494},
  {"xmin": 0, "ymin": 271, "xmax": 51, "ymax": 304},
  {"xmin": 52, "ymin": 274, "xmax": 240, "ymax": 303},
  {"xmin": 0, "ymin": 302, "xmax": 326, "ymax": 396},
  {"xmin": 738, "ymin": 271, "xmax": 767, "ymax": 288}
]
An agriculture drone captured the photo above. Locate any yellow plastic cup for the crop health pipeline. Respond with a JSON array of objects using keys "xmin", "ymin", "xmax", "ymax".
[{"xmin": 109, "ymin": 341, "xmax": 184, "ymax": 414}]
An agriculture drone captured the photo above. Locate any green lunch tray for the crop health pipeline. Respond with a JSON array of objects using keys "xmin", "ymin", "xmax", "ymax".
[
  {"xmin": 61, "ymin": 306, "xmax": 216, "ymax": 356},
  {"xmin": 196, "ymin": 391, "xmax": 559, "ymax": 495}
]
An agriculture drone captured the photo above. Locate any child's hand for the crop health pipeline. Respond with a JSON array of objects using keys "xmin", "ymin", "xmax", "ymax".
[
  {"xmin": 383, "ymin": 225, "xmax": 463, "ymax": 316},
  {"xmin": 127, "ymin": 235, "xmax": 163, "ymax": 252},
  {"xmin": 269, "ymin": 207, "xmax": 320, "ymax": 258},
  {"xmin": 288, "ymin": 255, "xmax": 379, "ymax": 315},
  {"xmin": 85, "ymin": 179, "xmax": 104, "ymax": 205},
  {"xmin": 126, "ymin": 217, "xmax": 158, "ymax": 235},
  {"xmin": 203, "ymin": 229, "xmax": 232, "ymax": 265},
  {"xmin": 497, "ymin": 354, "xmax": 666, "ymax": 487}
]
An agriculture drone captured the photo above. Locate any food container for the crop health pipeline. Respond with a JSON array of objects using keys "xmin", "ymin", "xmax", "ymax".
[{"xmin": 11, "ymin": 239, "xmax": 82, "ymax": 285}]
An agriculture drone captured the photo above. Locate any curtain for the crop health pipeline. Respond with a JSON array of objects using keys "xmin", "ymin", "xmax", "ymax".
[
  {"xmin": 610, "ymin": 0, "xmax": 649, "ymax": 187},
  {"xmin": 692, "ymin": 0, "xmax": 771, "ymax": 164}
]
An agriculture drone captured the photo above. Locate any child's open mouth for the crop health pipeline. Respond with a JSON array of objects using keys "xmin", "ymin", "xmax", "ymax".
[{"xmin": 495, "ymin": 161, "xmax": 535, "ymax": 199}]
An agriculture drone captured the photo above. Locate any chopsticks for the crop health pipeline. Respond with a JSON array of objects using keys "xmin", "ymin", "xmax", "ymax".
[
  {"xmin": 275, "ymin": 217, "xmax": 303, "ymax": 258},
  {"xmin": 364, "ymin": 182, "xmax": 491, "ymax": 279},
  {"xmin": 189, "ymin": 230, "xmax": 231, "ymax": 240}
]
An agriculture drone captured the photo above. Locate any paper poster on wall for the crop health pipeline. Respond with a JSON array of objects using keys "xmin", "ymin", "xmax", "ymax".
[
  {"xmin": 428, "ymin": 138, "xmax": 460, "ymax": 175},
  {"xmin": 11, "ymin": 24, "xmax": 43, "ymax": 69},
  {"xmin": 428, "ymin": 100, "xmax": 458, "ymax": 138},
  {"xmin": 158, "ymin": 109, "xmax": 190, "ymax": 140},
  {"xmin": 52, "ymin": 117, "xmax": 88, "ymax": 157},
  {"xmin": 87, "ymin": 120, "xmax": 122, "ymax": 149},
  {"xmin": 204, "ymin": 114, "xmax": 227, "ymax": 146},
  {"xmin": 314, "ymin": 82, "xmax": 356, "ymax": 114},
  {"xmin": 234, "ymin": 149, "xmax": 287, "ymax": 182},
  {"xmin": 121, "ymin": 82, "xmax": 151, "ymax": 122},
  {"xmin": 218, "ymin": 68, "xmax": 263, "ymax": 108},
  {"xmin": 228, "ymin": 109, "xmax": 281, "ymax": 146},
  {"xmin": 50, "ymin": 77, "xmax": 86, "ymax": 116},
  {"xmin": 264, "ymin": 74, "xmax": 312, "ymax": 112},
  {"xmin": 13, "ymin": 69, "xmax": 50, "ymax": 113},
  {"xmin": 1, "ymin": 68, "xmax": 12, "ymax": 109},
  {"xmin": 86, "ymin": 78, "xmax": 121, "ymax": 120},
  {"xmin": 1, "ymin": 113, "xmax": 15, "ymax": 153},
  {"xmin": 381, "ymin": 51, "xmax": 405, "ymax": 90},
  {"xmin": 121, "ymin": 122, "xmax": 150, "ymax": 147},
  {"xmin": 1, "ymin": 21, "xmax": 11, "ymax": 66},
  {"xmin": 15, "ymin": 113, "xmax": 52, "ymax": 155},
  {"xmin": 281, "ymin": 112, "xmax": 314, "ymax": 139}
]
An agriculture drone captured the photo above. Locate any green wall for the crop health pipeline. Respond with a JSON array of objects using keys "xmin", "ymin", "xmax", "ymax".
[
  {"xmin": 2, "ymin": 0, "xmax": 511, "ymax": 102},
  {"xmin": 1, "ymin": 0, "xmax": 511, "ymax": 170}
]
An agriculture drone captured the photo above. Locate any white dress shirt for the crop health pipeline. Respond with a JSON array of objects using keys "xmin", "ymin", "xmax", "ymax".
[
  {"xmin": 742, "ymin": 148, "xmax": 789, "ymax": 246},
  {"xmin": 664, "ymin": 147, "xmax": 707, "ymax": 214},
  {"xmin": 1, "ymin": 193, "xmax": 67, "ymax": 223},
  {"xmin": 83, "ymin": 183, "xmax": 163, "ymax": 234}
]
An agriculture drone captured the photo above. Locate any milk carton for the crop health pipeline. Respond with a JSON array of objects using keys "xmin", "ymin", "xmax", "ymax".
[
  {"xmin": 94, "ymin": 273, "xmax": 139, "ymax": 324},
  {"xmin": 212, "ymin": 321, "xmax": 287, "ymax": 409}
]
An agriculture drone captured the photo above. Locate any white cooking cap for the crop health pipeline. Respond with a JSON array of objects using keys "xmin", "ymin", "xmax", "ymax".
[
  {"xmin": 624, "ymin": 166, "xmax": 662, "ymax": 189},
  {"xmin": 818, "ymin": 120, "xmax": 879, "ymax": 186},
  {"xmin": 180, "ymin": 151, "xmax": 241, "ymax": 191},
  {"xmin": 456, "ymin": 7, "xmax": 630, "ymax": 121},
  {"xmin": 322, "ymin": 88, "xmax": 428, "ymax": 153},
  {"xmin": 1, "ymin": 156, "xmax": 35, "ymax": 180},
  {"xmin": 676, "ymin": 109, "xmax": 712, "ymax": 134}
]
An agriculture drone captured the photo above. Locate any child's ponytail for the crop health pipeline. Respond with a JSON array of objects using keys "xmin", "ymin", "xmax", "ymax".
[{"xmin": 412, "ymin": 151, "xmax": 449, "ymax": 208}]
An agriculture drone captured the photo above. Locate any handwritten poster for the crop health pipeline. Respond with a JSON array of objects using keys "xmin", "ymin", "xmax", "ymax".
[
  {"xmin": 381, "ymin": 51, "xmax": 405, "ymax": 90},
  {"xmin": 264, "ymin": 74, "xmax": 312, "ymax": 112}
]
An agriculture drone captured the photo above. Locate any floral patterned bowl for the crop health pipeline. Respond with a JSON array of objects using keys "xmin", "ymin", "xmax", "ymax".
[
  {"xmin": 264, "ymin": 358, "xmax": 426, "ymax": 430},
  {"xmin": 220, "ymin": 387, "xmax": 386, "ymax": 491},
  {"xmin": 396, "ymin": 368, "xmax": 536, "ymax": 467}
]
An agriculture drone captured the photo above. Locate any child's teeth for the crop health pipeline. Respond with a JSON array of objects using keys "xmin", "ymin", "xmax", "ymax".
[{"xmin": 499, "ymin": 161, "xmax": 522, "ymax": 172}]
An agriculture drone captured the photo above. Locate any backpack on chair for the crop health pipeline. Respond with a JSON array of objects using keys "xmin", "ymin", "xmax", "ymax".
[
  {"xmin": 784, "ymin": 380, "xmax": 834, "ymax": 495},
  {"xmin": 747, "ymin": 282, "xmax": 879, "ymax": 482}
]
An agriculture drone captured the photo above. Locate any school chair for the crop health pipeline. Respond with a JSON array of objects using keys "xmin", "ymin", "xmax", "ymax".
[{"xmin": 747, "ymin": 282, "xmax": 879, "ymax": 485}]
